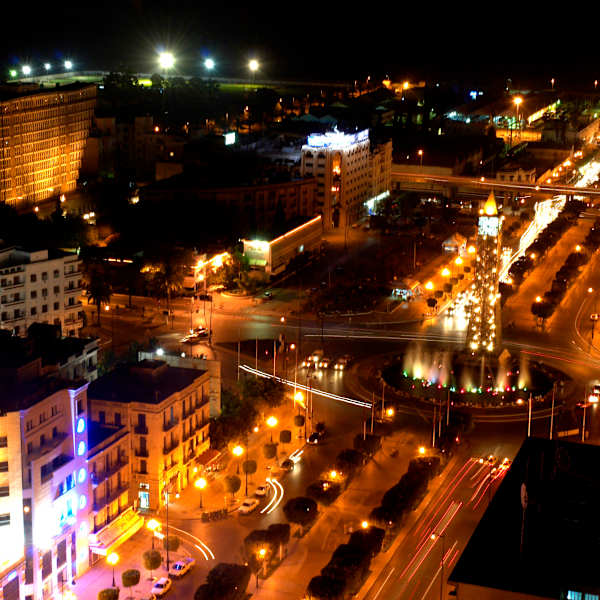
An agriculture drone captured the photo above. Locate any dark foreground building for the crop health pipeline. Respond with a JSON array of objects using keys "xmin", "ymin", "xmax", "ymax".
[{"xmin": 450, "ymin": 437, "xmax": 600, "ymax": 600}]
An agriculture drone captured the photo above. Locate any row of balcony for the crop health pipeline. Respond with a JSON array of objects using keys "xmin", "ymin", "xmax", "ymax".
[
  {"xmin": 90, "ymin": 456, "xmax": 128, "ymax": 486},
  {"xmin": 93, "ymin": 482, "xmax": 129, "ymax": 513}
]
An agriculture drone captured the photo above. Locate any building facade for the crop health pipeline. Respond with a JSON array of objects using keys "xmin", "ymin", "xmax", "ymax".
[
  {"xmin": 0, "ymin": 248, "xmax": 84, "ymax": 338},
  {"xmin": 242, "ymin": 215, "xmax": 323, "ymax": 275},
  {"xmin": 301, "ymin": 129, "xmax": 371, "ymax": 229},
  {"xmin": 87, "ymin": 360, "xmax": 214, "ymax": 512},
  {"xmin": 0, "ymin": 361, "xmax": 91, "ymax": 600},
  {"xmin": 0, "ymin": 84, "xmax": 96, "ymax": 211}
]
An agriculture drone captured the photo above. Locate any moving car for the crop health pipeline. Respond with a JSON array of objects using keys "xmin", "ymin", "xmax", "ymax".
[
  {"xmin": 238, "ymin": 498, "xmax": 260, "ymax": 514},
  {"xmin": 308, "ymin": 431, "xmax": 323, "ymax": 445},
  {"xmin": 318, "ymin": 357, "xmax": 332, "ymax": 369},
  {"xmin": 334, "ymin": 355, "xmax": 351, "ymax": 371},
  {"xmin": 169, "ymin": 557, "xmax": 195, "ymax": 578},
  {"xmin": 255, "ymin": 483, "xmax": 270, "ymax": 497},
  {"xmin": 281, "ymin": 459, "xmax": 295, "ymax": 472},
  {"xmin": 302, "ymin": 349, "xmax": 324, "ymax": 368},
  {"xmin": 181, "ymin": 327, "xmax": 209, "ymax": 343},
  {"xmin": 151, "ymin": 578, "xmax": 172, "ymax": 597}
]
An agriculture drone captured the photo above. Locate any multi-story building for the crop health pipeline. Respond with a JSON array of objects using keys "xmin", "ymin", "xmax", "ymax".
[
  {"xmin": 0, "ymin": 83, "xmax": 96, "ymax": 211},
  {"xmin": 300, "ymin": 129, "xmax": 392, "ymax": 229},
  {"xmin": 0, "ymin": 358, "xmax": 91, "ymax": 600},
  {"xmin": 0, "ymin": 247, "xmax": 84, "ymax": 338},
  {"xmin": 87, "ymin": 359, "xmax": 215, "ymax": 512},
  {"xmin": 301, "ymin": 129, "xmax": 371, "ymax": 229}
]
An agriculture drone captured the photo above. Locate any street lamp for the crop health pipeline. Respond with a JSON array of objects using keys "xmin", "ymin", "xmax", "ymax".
[
  {"xmin": 146, "ymin": 518, "xmax": 160, "ymax": 549},
  {"xmin": 44, "ymin": 63, "xmax": 51, "ymax": 71},
  {"xmin": 195, "ymin": 477, "xmax": 207, "ymax": 508},
  {"xmin": 158, "ymin": 52, "xmax": 175, "ymax": 70},
  {"xmin": 425, "ymin": 281, "xmax": 434, "ymax": 291},
  {"xmin": 575, "ymin": 245, "xmax": 582, "ymax": 252},
  {"xmin": 417, "ymin": 149, "xmax": 424, "ymax": 169},
  {"xmin": 361, "ymin": 520, "xmax": 369, "ymax": 529},
  {"xmin": 418, "ymin": 446, "xmax": 426, "ymax": 455},
  {"xmin": 107, "ymin": 552, "xmax": 119, "ymax": 588},
  {"xmin": 535, "ymin": 296, "xmax": 542, "ymax": 303},
  {"xmin": 22, "ymin": 65, "xmax": 31, "ymax": 76},
  {"xmin": 204, "ymin": 58, "xmax": 215, "ymax": 70},
  {"xmin": 329, "ymin": 470, "xmax": 338, "ymax": 480},
  {"xmin": 249, "ymin": 59, "xmax": 259, "ymax": 74},
  {"xmin": 266, "ymin": 416, "xmax": 278, "ymax": 442},
  {"xmin": 64, "ymin": 60, "xmax": 73, "ymax": 70},
  {"xmin": 441, "ymin": 268, "xmax": 450, "ymax": 278}
]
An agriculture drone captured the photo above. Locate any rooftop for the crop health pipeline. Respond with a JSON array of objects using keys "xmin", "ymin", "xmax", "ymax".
[
  {"xmin": 0, "ymin": 81, "xmax": 95, "ymax": 103},
  {"xmin": 87, "ymin": 360, "xmax": 206, "ymax": 404},
  {"xmin": 450, "ymin": 437, "xmax": 600, "ymax": 598}
]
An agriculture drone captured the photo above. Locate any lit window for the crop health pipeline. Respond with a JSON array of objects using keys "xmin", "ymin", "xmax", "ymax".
[{"xmin": 567, "ymin": 593, "xmax": 582, "ymax": 600}]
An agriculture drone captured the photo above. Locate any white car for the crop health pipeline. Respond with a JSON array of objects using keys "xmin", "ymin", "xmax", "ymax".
[
  {"xmin": 151, "ymin": 578, "xmax": 172, "ymax": 597},
  {"xmin": 255, "ymin": 483, "xmax": 270, "ymax": 497},
  {"xmin": 239, "ymin": 497, "xmax": 260, "ymax": 514},
  {"xmin": 168, "ymin": 557, "xmax": 195, "ymax": 578}
]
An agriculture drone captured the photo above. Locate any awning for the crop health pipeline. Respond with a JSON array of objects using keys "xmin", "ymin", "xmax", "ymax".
[
  {"xmin": 88, "ymin": 508, "xmax": 144, "ymax": 556},
  {"xmin": 196, "ymin": 448, "xmax": 221, "ymax": 466}
]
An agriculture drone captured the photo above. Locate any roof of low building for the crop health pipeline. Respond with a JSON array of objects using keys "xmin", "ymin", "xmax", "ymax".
[
  {"xmin": 87, "ymin": 360, "xmax": 206, "ymax": 404},
  {"xmin": 450, "ymin": 437, "xmax": 600, "ymax": 598}
]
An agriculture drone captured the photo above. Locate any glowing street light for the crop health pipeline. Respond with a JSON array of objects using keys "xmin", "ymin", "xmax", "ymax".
[
  {"xmin": 204, "ymin": 58, "xmax": 215, "ymax": 70},
  {"xmin": 441, "ymin": 268, "xmax": 451, "ymax": 278},
  {"xmin": 329, "ymin": 470, "xmax": 338, "ymax": 480},
  {"xmin": 146, "ymin": 518, "xmax": 160, "ymax": 549},
  {"xmin": 361, "ymin": 520, "xmax": 369, "ymax": 529},
  {"xmin": 248, "ymin": 59, "xmax": 259, "ymax": 73},
  {"xmin": 386, "ymin": 407, "xmax": 395, "ymax": 417},
  {"xmin": 425, "ymin": 280, "xmax": 434, "ymax": 291},
  {"xmin": 575, "ymin": 244, "xmax": 582, "ymax": 252},
  {"xmin": 64, "ymin": 60, "xmax": 73, "ymax": 70},
  {"xmin": 232, "ymin": 444, "xmax": 244, "ymax": 457},
  {"xmin": 535, "ymin": 296, "xmax": 542, "ymax": 303},
  {"xmin": 418, "ymin": 446, "xmax": 426, "ymax": 455},
  {"xmin": 22, "ymin": 65, "xmax": 31, "ymax": 76},
  {"xmin": 468, "ymin": 245, "xmax": 476, "ymax": 254},
  {"xmin": 417, "ymin": 148, "xmax": 424, "ymax": 169},
  {"xmin": 266, "ymin": 415, "xmax": 278, "ymax": 442},
  {"xmin": 195, "ymin": 477, "xmax": 207, "ymax": 508},
  {"xmin": 588, "ymin": 287, "xmax": 594, "ymax": 294},
  {"xmin": 455, "ymin": 256, "xmax": 463, "ymax": 266},
  {"xmin": 9, "ymin": 69, "xmax": 17, "ymax": 78},
  {"xmin": 107, "ymin": 552, "xmax": 119, "ymax": 587},
  {"xmin": 158, "ymin": 51, "xmax": 175, "ymax": 71},
  {"xmin": 44, "ymin": 63, "xmax": 51, "ymax": 71}
]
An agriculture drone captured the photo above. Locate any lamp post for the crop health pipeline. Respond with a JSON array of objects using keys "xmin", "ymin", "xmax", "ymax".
[
  {"xmin": 232, "ymin": 444, "xmax": 244, "ymax": 476},
  {"xmin": 195, "ymin": 477, "xmax": 207, "ymax": 509},
  {"xmin": 266, "ymin": 416, "xmax": 278, "ymax": 442},
  {"xmin": 158, "ymin": 52, "xmax": 175, "ymax": 78},
  {"xmin": 146, "ymin": 518, "xmax": 160, "ymax": 550},
  {"xmin": 430, "ymin": 533, "xmax": 446, "ymax": 600},
  {"xmin": 417, "ymin": 149, "xmax": 424, "ymax": 170},
  {"xmin": 107, "ymin": 552, "xmax": 119, "ymax": 588}
]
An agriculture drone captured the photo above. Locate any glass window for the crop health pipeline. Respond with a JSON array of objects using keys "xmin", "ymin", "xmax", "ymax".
[{"xmin": 567, "ymin": 592, "xmax": 582, "ymax": 600}]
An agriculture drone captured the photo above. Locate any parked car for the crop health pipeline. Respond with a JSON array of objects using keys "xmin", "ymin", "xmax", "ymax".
[
  {"xmin": 169, "ymin": 557, "xmax": 195, "ymax": 578},
  {"xmin": 255, "ymin": 483, "xmax": 270, "ymax": 497},
  {"xmin": 281, "ymin": 459, "xmax": 295, "ymax": 472},
  {"xmin": 151, "ymin": 578, "xmax": 172, "ymax": 597},
  {"xmin": 239, "ymin": 498, "xmax": 260, "ymax": 514},
  {"xmin": 197, "ymin": 294, "xmax": 212, "ymax": 301}
]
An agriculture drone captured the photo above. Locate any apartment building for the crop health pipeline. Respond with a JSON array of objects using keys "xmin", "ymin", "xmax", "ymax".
[
  {"xmin": 87, "ymin": 360, "xmax": 214, "ymax": 512},
  {"xmin": 0, "ymin": 358, "xmax": 90, "ymax": 600},
  {"xmin": 366, "ymin": 139, "xmax": 393, "ymax": 214},
  {"xmin": 0, "ymin": 83, "xmax": 96, "ymax": 211},
  {"xmin": 0, "ymin": 247, "xmax": 84, "ymax": 338}
]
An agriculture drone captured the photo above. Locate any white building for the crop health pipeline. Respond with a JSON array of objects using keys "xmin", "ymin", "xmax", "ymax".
[
  {"xmin": 242, "ymin": 215, "xmax": 323, "ymax": 276},
  {"xmin": 301, "ymin": 130, "xmax": 371, "ymax": 229},
  {"xmin": 0, "ymin": 360, "xmax": 91, "ymax": 600},
  {"xmin": 0, "ymin": 248, "xmax": 84, "ymax": 338},
  {"xmin": 300, "ymin": 130, "xmax": 392, "ymax": 229}
]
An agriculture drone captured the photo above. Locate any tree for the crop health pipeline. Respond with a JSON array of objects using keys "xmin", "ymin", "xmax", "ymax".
[
  {"xmin": 306, "ymin": 575, "xmax": 345, "ymax": 600},
  {"xmin": 224, "ymin": 475, "xmax": 241, "ymax": 499},
  {"xmin": 306, "ymin": 481, "xmax": 342, "ymax": 505},
  {"xmin": 142, "ymin": 549, "xmax": 162, "ymax": 580},
  {"xmin": 279, "ymin": 430, "xmax": 292, "ymax": 446},
  {"xmin": 243, "ymin": 530, "xmax": 275, "ymax": 587},
  {"xmin": 335, "ymin": 449, "xmax": 364, "ymax": 478},
  {"xmin": 84, "ymin": 263, "xmax": 112, "ymax": 326},
  {"xmin": 195, "ymin": 563, "xmax": 251, "ymax": 600},
  {"xmin": 294, "ymin": 414, "xmax": 305, "ymax": 428},
  {"xmin": 263, "ymin": 443, "xmax": 277, "ymax": 460},
  {"xmin": 163, "ymin": 535, "xmax": 180, "ymax": 552},
  {"xmin": 348, "ymin": 527, "xmax": 385, "ymax": 558},
  {"xmin": 283, "ymin": 497, "xmax": 318, "ymax": 534},
  {"xmin": 98, "ymin": 589, "xmax": 119, "ymax": 600},
  {"xmin": 242, "ymin": 459, "xmax": 257, "ymax": 476},
  {"xmin": 267, "ymin": 523, "xmax": 290, "ymax": 561},
  {"xmin": 531, "ymin": 300, "xmax": 554, "ymax": 326},
  {"xmin": 353, "ymin": 433, "xmax": 381, "ymax": 457},
  {"xmin": 121, "ymin": 570, "xmax": 140, "ymax": 599}
]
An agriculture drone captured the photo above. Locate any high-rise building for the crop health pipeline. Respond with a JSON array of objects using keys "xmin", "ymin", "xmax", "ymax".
[
  {"xmin": 0, "ymin": 358, "xmax": 91, "ymax": 600},
  {"xmin": 300, "ymin": 130, "xmax": 392, "ymax": 230},
  {"xmin": 0, "ymin": 83, "xmax": 96, "ymax": 211},
  {"xmin": 0, "ymin": 247, "xmax": 84, "ymax": 338},
  {"xmin": 466, "ymin": 192, "xmax": 502, "ymax": 353}
]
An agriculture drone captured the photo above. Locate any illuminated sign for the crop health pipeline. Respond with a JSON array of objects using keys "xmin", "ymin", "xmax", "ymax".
[
  {"xmin": 305, "ymin": 129, "xmax": 369, "ymax": 149},
  {"xmin": 223, "ymin": 132, "xmax": 236, "ymax": 146}
]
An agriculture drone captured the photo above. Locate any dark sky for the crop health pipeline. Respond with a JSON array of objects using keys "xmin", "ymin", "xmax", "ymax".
[{"xmin": 2, "ymin": 1, "xmax": 599, "ymax": 87}]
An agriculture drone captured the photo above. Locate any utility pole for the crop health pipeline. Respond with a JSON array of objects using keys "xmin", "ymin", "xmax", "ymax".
[
  {"xmin": 527, "ymin": 393, "xmax": 532, "ymax": 437},
  {"xmin": 432, "ymin": 403, "xmax": 437, "ymax": 447},
  {"xmin": 550, "ymin": 383, "xmax": 555, "ymax": 440},
  {"xmin": 446, "ymin": 390, "xmax": 450, "ymax": 426},
  {"xmin": 381, "ymin": 381, "xmax": 385, "ymax": 420},
  {"xmin": 237, "ymin": 338, "xmax": 240, "ymax": 382},
  {"xmin": 273, "ymin": 339, "xmax": 277, "ymax": 377},
  {"xmin": 370, "ymin": 392, "xmax": 374, "ymax": 434}
]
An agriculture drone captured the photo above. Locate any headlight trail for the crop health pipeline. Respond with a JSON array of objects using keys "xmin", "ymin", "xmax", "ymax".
[
  {"xmin": 166, "ymin": 524, "xmax": 215, "ymax": 560},
  {"xmin": 239, "ymin": 364, "xmax": 372, "ymax": 408}
]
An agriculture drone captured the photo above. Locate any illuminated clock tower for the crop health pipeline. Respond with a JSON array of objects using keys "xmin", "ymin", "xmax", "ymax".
[{"xmin": 467, "ymin": 191, "xmax": 502, "ymax": 353}]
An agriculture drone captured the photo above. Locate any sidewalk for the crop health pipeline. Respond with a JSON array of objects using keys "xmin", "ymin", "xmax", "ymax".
[{"xmin": 251, "ymin": 428, "xmax": 426, "ymax": 599}]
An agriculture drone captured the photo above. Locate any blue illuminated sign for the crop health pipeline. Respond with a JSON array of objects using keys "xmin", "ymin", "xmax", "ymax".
[
  {"xmin": 77, "ymin": 441, "xmax": 86, "ymax": 456},
  {"xmin": 76, "ymin": 418, "xmax": 85, "ymax": 434},
  {"xmin": 78, "ymin": 468, "xmax": 87, "ymax": 483}
]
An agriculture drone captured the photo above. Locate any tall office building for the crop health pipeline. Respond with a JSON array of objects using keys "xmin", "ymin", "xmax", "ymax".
[
  {"xmin": 0, "ymin": 83, "xmax": 96, "ymax": 211},
  {"xmin": 300, "ymin": 130, "xmax": 392, "ymax": 230},
  {"xmin": 0, "ymin": 247, "xmax": 84, "ymax": 338}
]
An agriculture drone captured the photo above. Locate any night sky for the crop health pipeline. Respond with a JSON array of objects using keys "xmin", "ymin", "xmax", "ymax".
[{"xmin": 2, "ymin": 1, "xmax": 599, "ymax": 87}]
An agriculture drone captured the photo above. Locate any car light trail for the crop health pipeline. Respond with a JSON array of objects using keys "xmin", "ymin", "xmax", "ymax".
[
  {"xmin": 417, "ymin": 540, "xmax": 459, "ymax": 600},
  {"xmin": 239, "ymin": 364, "xmax": 372, "ymax": 408},
  {"xmin": 166, "ymin": 524, "xmax": 215, "ymax": 560},
  {"xmin": 260, "ymin": 477, "xmax": 284, "ymax": 514}
]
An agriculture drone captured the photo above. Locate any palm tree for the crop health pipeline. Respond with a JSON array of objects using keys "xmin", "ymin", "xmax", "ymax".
[
  {"xmin": 85, "ymin": 265, "xmax": 112, "ymax": 326},
  {"xmin": 144, "ymin": 248, "xmax": 191, "ymax": 312}
]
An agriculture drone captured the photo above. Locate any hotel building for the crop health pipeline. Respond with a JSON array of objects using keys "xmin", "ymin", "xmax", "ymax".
[
  {"xmin": 0, "ymin": 247, "xmax": 84, "ymax": 338},
  {"xmin": 300, "ymin": 129, "xmax": 392, "ymax": 229},
  {"xmin": 0, "ymin": 83, "xmax": 96, "ymax": 211}
]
